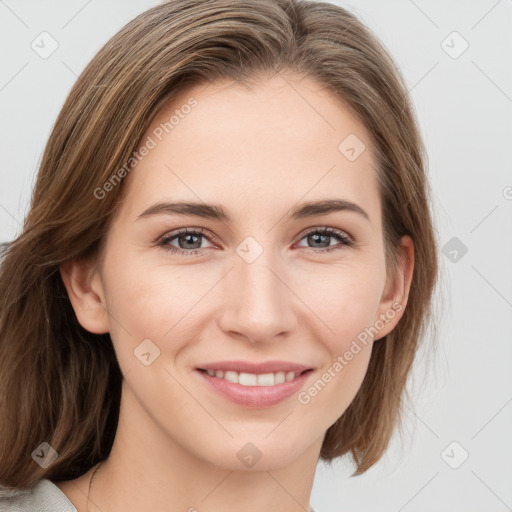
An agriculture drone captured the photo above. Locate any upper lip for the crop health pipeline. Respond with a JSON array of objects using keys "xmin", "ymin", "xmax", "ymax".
[{"xmin": 196, "ymin": 360, "xmax": 312, "ymax": 375}]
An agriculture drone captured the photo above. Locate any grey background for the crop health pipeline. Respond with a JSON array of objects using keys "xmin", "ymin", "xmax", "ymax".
[{"xmin": 1, "ymin": 1, "xmax": 511, "ymax": 511}]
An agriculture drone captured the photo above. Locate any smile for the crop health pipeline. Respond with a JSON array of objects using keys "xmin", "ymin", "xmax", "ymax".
[
  {"xmin": 199, "ymin": 369, "xmax": 304, "ymax": 387},
  {"xmin": 195, "ymin": 361, "xmax": 314, "ymax": 407}
]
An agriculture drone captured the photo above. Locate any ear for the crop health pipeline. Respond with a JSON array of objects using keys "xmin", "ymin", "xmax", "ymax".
[
  {"xmin": 373, "ymin": 235, "xmax": 414, "ymax": 341},
  {"xmin": 60, "ymin": 257, "xmax": 110, "ymax": 334}
]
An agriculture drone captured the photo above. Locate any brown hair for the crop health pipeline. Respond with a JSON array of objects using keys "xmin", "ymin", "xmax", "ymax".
[{"xmin": 0, "ymin": 0, "xmax": 438, "ymax": 489}]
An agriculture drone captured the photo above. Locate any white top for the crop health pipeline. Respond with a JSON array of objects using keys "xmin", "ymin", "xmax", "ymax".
[{"xmin": 0, "ymin": 479, "xmax": 320, "ymax": 511}]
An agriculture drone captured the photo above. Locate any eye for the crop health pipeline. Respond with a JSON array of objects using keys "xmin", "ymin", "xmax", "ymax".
[
  {"xmin": 157, "ymin": 228, "xmax": 215, "ymax": 256},
  {"xmin": 156, "ymin": 226, "xmax": 355, "ymax": 256},
  {"xmin": 294, "ymin": 227, "xmax": 354, "ymax": 253}
]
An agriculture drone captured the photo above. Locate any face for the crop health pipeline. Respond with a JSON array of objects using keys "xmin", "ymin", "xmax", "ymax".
[{"xmin": 64, "ymin": 74, "xmax": 412, "ymax": 472}]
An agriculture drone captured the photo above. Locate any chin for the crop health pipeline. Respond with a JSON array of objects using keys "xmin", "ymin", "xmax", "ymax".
[{"xmin": 204, "ymin": 435, "xmax": 313, "ymax": 472}]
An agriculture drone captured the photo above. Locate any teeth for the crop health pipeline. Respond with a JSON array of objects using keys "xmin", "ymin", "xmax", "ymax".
[
  {"xmin": 203, "ymin": 369, "xmax": 302, "ymax": 386},
  {"xmin": 257, "ymin": 373, "xmax": 274, "ymax": 386},
  {"xmin": 239, "ymin": 372, "xmax": 258, "ymax": 386},
  {"xmin": 274, "ymin": 371, "xmax": 286, "ymax": 384},
  {"xmin": 224, "ymin": 371, "xmax": 238, "ymax": 383}
]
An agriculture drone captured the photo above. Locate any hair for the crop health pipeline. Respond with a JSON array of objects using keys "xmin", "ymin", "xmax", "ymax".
[{"xmin": 0, "ymin": 0, "xmax": 439, "ymax": 490}]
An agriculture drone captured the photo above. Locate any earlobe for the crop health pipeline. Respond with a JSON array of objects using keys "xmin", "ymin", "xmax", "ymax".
[
  {"xmin": 60, "ymin": 258, "xmax": 110, "ymax": 334},
  {"xmin": 374, "ymin": 235, "xmax": 414, "ymax": 341}
]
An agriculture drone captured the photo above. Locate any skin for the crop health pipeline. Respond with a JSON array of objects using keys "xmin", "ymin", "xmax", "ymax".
[{"xmin": 57, "ymin": 74, "xmax": 414, "ymax": 512}]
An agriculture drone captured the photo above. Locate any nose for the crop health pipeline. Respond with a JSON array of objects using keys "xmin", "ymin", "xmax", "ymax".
[{"xmin": 217, "ymin": 245, "xmax": 298, "ymax": 344}]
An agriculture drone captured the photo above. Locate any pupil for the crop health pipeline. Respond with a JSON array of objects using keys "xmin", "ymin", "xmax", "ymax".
[
  {"xmin": 310, "ymin": 233, "xmax": 329, "ymax": 248},
  {"xmin": 182, "ymin": 234, "xmax": 200, "ymax": 249}
]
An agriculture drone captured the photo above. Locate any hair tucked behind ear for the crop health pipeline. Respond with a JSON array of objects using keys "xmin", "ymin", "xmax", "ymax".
[{"xmin": 0, "ymin": 0, "xmax": 438, "ymax": 490}]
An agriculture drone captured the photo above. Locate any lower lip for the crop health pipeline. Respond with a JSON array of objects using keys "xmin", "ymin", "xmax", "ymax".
[{"xmin": 196, "ymin": 369, "xmax": 313, "ymax": 408}]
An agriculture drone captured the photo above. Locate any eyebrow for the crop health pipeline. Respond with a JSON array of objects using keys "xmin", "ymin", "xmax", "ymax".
[{"xmin": 136, "ymin": 199, "xmax": 370, "ymax": 223}]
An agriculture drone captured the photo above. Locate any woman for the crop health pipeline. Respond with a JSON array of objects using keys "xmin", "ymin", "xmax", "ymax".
[{"xmin": 0, "ymin": 0, "xmax": 438, "ymax": 510}]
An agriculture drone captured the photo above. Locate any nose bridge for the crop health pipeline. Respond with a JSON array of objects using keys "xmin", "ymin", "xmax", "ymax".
[{"xmin": 218, "ymin": 238, "xmax": 296, "ymax": 341}]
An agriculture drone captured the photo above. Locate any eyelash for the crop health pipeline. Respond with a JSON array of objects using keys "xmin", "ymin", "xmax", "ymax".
[{"xmin": 156, "ymin": 226, "xmax": 355, "ymax": 256}]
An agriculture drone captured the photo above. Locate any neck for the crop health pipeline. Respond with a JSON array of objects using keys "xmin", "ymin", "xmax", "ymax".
[{"xmin": 90, "ymin": 382, "xmax": 321, "ymax": 512}]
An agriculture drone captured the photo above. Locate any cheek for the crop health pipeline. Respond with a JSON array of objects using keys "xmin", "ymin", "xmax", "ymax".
[
  {"xmin": 298, "ymin": 279, "xmax": 378, "ymax": 427},
  {"xmin": 297, "ymin": 258, "xmax": 385, "ymax": 347},
  {"xmin": 302, "ymin": 342, "xmax": 374, "ymax": 433},
  {"xmin": 100, "ymin": 251, "xmax": 202, "ymax": 371},
  {"xmin": 294, "ymin": 263, "xmax": 382, "ymax": 421}
]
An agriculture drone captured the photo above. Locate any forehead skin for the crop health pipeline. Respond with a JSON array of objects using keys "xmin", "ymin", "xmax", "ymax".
[{"xmin": 109, "ymin": 74, "xmax": 382, "ymax": 255}]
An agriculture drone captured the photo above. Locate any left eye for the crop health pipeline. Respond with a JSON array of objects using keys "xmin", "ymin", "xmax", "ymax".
[{"xmin": 157, "ymin": 227, "xmax": 354, "ymax": 255}]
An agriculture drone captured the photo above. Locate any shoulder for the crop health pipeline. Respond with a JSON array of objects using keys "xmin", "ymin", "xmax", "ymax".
[{"xmin": 0, "ymin": 478, "xmax": 77, "ymax": 511}]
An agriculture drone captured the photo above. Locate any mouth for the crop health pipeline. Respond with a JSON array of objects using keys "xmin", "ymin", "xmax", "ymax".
[
  {"xmin": 194, "ymin": 361, "xmax": 314, "ymax": 408},
  {"xmin": 196, "ymin": 368, "xmax": 313, "ymax": 387}
]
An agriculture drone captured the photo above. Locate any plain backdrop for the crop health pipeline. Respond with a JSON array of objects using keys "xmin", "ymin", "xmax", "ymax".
[{"xmin": 1, "ymin": 1, "xmax": 511, "ymax": 511}]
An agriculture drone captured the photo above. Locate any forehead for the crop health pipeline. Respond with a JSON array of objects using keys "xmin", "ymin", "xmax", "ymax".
[{"xmin": 118, "ymin": 75, "xmax": 381, "ymax": 226}]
